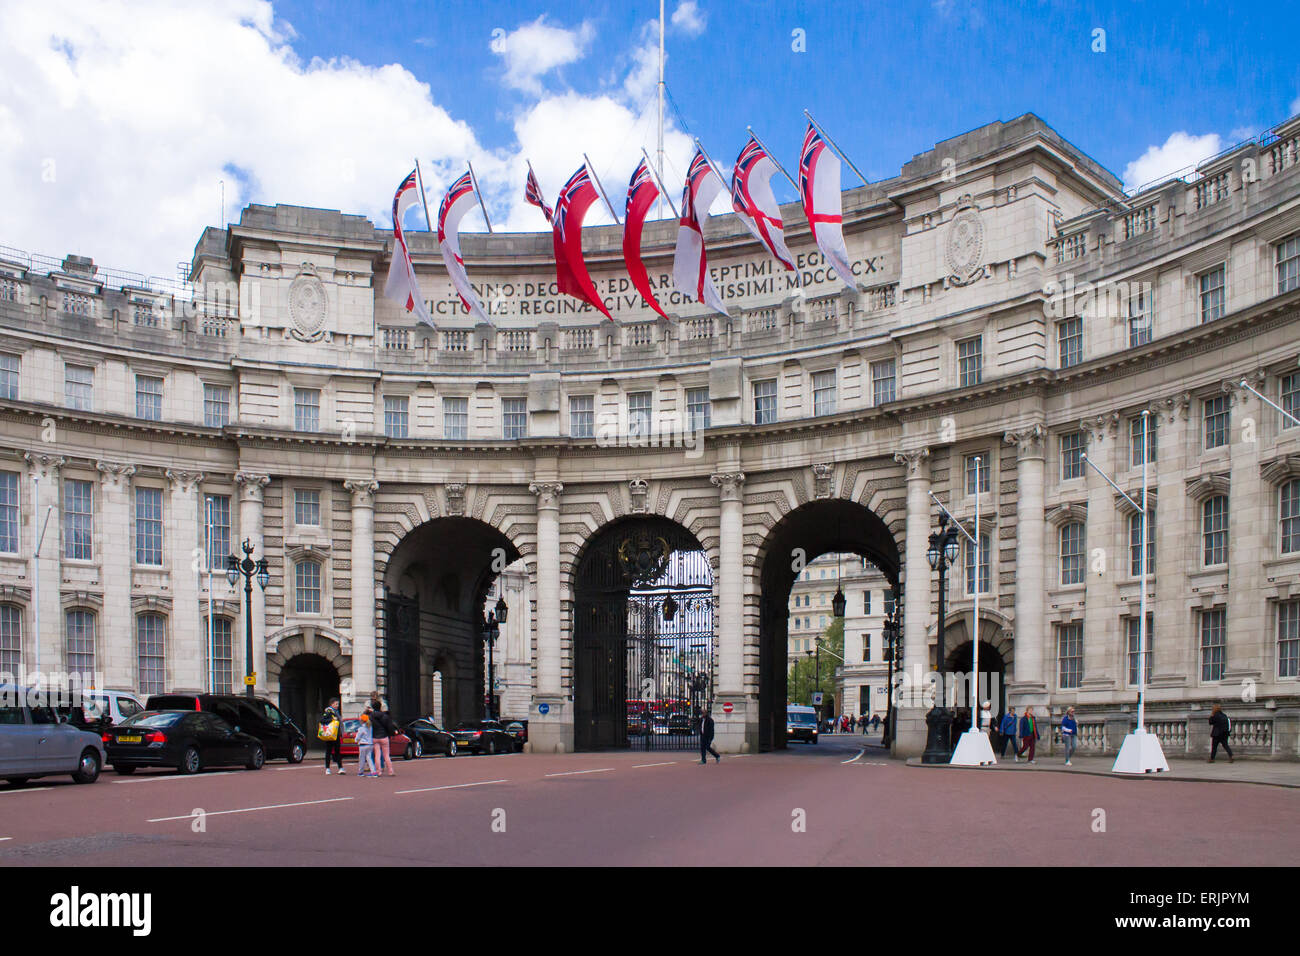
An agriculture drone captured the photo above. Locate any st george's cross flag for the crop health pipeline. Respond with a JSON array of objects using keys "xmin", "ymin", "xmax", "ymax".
[
  {"xmin": 672, "ymin": 148, "xmax": 730, "ymax": 317},
  {"xmin": 552, "ymin": 164, "xmax": 612, "ymax": 319},
  {"xmin": 797, "ymin": 123, "xmax": 857, "ymax": 291},
  {"xmin": 437, "ymin": 170, "xmax": 490, "ymax": 323},
  {"xmin": 731, "ymin": 136, "xmax": 794, "ymax": 271},
  {"xmin": 382, "ymin": 169, "xmax": 436, "ymax": 328},
  {"xmin": 524, "ymin": 166, "xmax": 553, "ymax": 223},
  {"xmin": 622, "ymin": 158, "xmax": 669, "ymax": 319}
]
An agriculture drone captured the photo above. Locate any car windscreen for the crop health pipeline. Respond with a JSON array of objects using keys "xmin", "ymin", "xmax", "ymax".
[
  {"xmin": 788, "ymin": 712, "xmax": 816, "ymax": 724},
  {"xmin": 121, "ymin": 712, "xmax": 186, "ymax": 728},
  {"xmin": 453, "ymin": 722, "xmax": 483, "ymax": 730},
  {"xmin": 342, "ymin": 720, "xmax": 360, "ymax": 733}
]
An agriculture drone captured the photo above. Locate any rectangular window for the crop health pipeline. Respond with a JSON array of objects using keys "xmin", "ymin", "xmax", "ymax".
[
  {"xmin": 64, "ymin": 479, "xmax": 93, "ymax": 561},
  {"xmin": 66, "ymin": 610, "xmax": 95, "ymax": 680},
  {"xmin": 1203, "ymin": 395, "xmax": 1229, "ymax": 450},
  {"xmin": 871, "ymin": 360, "xmax": 896, "ymax": 406},
  {"xmin": 503, "ymin": 398, "xmax": 527, "ymax": 440},
  {"xmin": 627, "ymin": 391, "xmax": 651, "ymax": 438},
  {"xmin": 444, "ymin": 397, "xmax": 468, "ymax": 440},
  {"xmin": 1127, "ymin": 615, "xmax": 1153, "ymax": 686},
  {"xmin": 569, "ymin": 395, "xmax": 594, "ymax": 439},
  {"xmin": 295, "ymin": 561, "xmax": 321, "ymax": 615},
  {"xmin": 812, "ymin": 370, "xmax": 837, "ymax": 416},
  {"xmin": 294, "ymin": 388, "xmax": 320, "ymax": 432},
  {"xmin": 1060, "ymin": 431, "xmax": 1085, "ymax": 481},
  {"xmin": 686, "ymin": 387, "xmax": 711, "ymax": 432},
  {"xmin": 1279, "ymin": 600, "xmax": 1300, "ymax": 680},
  {"xmin": 1281, "ymin": 372, "xmax": 1299, "ymax": 431},
  {"xmin": 957, "ymin": 337, "xmax": 982, "ymax": 387},
  {"xmin": 964, "ymin": 532, "xmax": 990, "ymax": 595},
  {"xmin": 1127, "ymin": 285, "xmax": 1153, "ymax": 346},
  {"xmin": 0, "ymin": 604, "xmax": 20, "ymax": 677},
  {"xmin": 884, "ymin": 590, "xmax": 897, "ymax": 619},
  {"xmin": 1200, "ymin": 608, "xmax": 1227, "ymax": 682},
  {"xmin": 964, "ymin": 454, "xmax": 989, "ymax": 495},
  {"xmin": 135, "ymin": 487, "xmax": 163, "ymax": 565},
  {"xmin": 1058, "ymin": 317, "xmax": 1083, "ymax": 368},
  {"xmin": 0, "ymin": 471, "xmax": 17, "ymax": 554},
  {"xmin": 294, "ymin": 489, "xmax": 320, "ymax": 527},
  {"xmin": 209, "ymin": 617, "xmax": 233, "ymax": 694},
  {"xmin": 203, "ymin": 384, "xmax": 230, "ymax": 428},
  {"xmin": 1277, "ymin": 233, "xmax": 1300, "ymax": 294},
  {"xmin": 0, "ymin": 353, "xmax": 17, "ymax": 400},
  {"xmin": 1060, "ymin": 522, "xmax": 1085, "ymax": 585},
  {"xmin": 383, "ymin": 395, "xmax": 409, "ymax": 439},
  {"xmin": 135, "ymin": 374, "xmax": 163, "ymax": 421},
  {"xmin": 1130, "ymin": 415, "xmax": 1157, "ymax": 467},
  {"xmin": 1199, "ymin": 265, "xmax": 1226, "ymax": 323},
  {"xmin": 65, "ymin": 364, "xmax": 94, "ymax": 411},
  {"xmin": 1129, "ymin": 506, "xmax": 1156, "ymax": 577},
  {"xmin": 754, "ymin": 379, "xmax": 777, "ymax": 424},
  {"xmin": 204, "ymin": 495, "xmax": 230, "ymax": 573},
  {"xmin": 1057, "ymin": 623, "xmax": 1083, "ymax": 689},
  {"xmin": 863, "ymin": 590, "xmax": 871, "ymax": 615},
  {"xmin": 1281, "ymin": 480, "xmax": 1300, "ymax": 555},
  {"xmin": 1202, "ymin": 495, "xmax": 1229, "ymax": 567},
  {"xmin": 861, "ymin": 635, "xmax": 871, "ymax": 663},
  {"xmin": 136, "ymin": 614, "xmax": 166, "ymax": 697}
]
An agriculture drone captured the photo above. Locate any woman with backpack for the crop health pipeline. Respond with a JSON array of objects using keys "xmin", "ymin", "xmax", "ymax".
[{"xmin": 320, "ymin": 697, "xmax": 344, "ymax": 775}]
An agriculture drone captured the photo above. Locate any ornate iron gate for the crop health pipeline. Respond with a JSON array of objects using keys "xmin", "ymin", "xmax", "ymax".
[
  {"xmin": 573, "ymin": 519, "xmax": 715, "ymax": 752},
  {"xmin": 382, "ymin": 594, "xmax": 421, "ymax": 722}
]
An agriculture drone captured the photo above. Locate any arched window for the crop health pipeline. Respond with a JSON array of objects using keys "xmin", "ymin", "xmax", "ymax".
[
  {"xmin": 1060, "ymin": 521, "xmax": 1086, "ymax": 585},
  {"xmin": 296, "ymin": 559, "xmax": 321, "ymax": 614},
  {"xmin": 1202, "ymin": 495, "xmax": 1229, "ymax": 567},
  {"xmin": 65, "ymin": 609, "xmax": 96, "ymax": 682},
  {"xmin": 137, "ymin": 613, "xmax": 166, "ymax": 696},
  {"xmin": 0, "ymin": 603, "xmax": 21, "ymax": 677}
]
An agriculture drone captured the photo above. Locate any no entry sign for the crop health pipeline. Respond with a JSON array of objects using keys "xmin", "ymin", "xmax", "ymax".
[{"xmin": 722, "ymin": 702, "xmax": 734, "ymax": 714}]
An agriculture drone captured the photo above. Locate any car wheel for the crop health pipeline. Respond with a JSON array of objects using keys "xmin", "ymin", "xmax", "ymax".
[
  {"xmin": 246, "ymin": 745, "xmax": 265, "ymax": 770},
  {"xmin": 412, "ymin": 739, "xmax": 424, "ymax": 759},
  {"xmin": 180, "ymin": 746, "xmax": 202, "ymax": 775},
  {"xmin": 72, "ymin": 749, "xmax": 101, "ymax": 784},
  {"xmin": 7, "ymin": 777, "xmax": 30, "ymax": 787},
  {"xmin": 288, "ymin": 742, "xmax": 305, "ymax": 764},
  {"xmin": 402, "ymin": 739, "xmax": 414, "ymax": 761},
  {"xmin": 113, "ymin": 765, "xmax": 136, "ymax": 775},
  {"xmin": 446, "ymin": 740, "xmax": 457, "ymax": 757},
  {"xmin": 487, "ymin": 739, "xmax": 496, "ymax": 756}
]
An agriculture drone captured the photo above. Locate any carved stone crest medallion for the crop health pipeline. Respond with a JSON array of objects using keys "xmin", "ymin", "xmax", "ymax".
[
  {"xmin": 945, "ymin": 196, "xmax": 985, "ymax": 286},
  {"xmin": 288, "ymin": 263, "xmax": 328, "ymax": 341}
]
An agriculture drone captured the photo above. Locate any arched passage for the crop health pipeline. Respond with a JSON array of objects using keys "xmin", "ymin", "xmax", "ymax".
[
  {"xmin": 382, "ymin": 517, "xmax": 521, "ymax": 723},
  {"xmin": 279, "ymin": 652, "xmax": 340, "ymax": 748},
  {"xmin": 943, "ymin": 612, "xmax": 1013, "ymax": 723},
  {"xmin": 571, "ymin": 516, "xmax": 714, "ymax": 752},
  {"xmin": 757, "ymin": 499, "xmax": 901, "ymax": 752}
]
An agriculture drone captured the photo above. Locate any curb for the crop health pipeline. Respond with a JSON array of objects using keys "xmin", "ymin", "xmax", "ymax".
[{"xmin": 902, "ymin": 756, "xmax": 1300, "ymax": 789}]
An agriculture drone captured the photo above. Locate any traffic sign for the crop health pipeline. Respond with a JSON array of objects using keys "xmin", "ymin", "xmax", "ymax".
[
  {"xmin": 538, "ymin": 702, "xmax": 550, "ymax": 715},
  {"xmin": 244, "ymin": 674, "xmax": 256, "ymax": 686},
  {"xmin": 812, "ymin": 692, "xmax": 823, "ymax": 705},
  {"xmin": 722, "ymin": 702, "xmax": 733, "ymax": 714}
]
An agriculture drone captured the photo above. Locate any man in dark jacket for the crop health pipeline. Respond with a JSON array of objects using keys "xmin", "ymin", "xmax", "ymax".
[
  {"xmin": 699, "ymin": 709, "xmax": 720, "ymax": 764},
  {"xmin": 322, "ymin": 697, "xmax": 344, "ymax": 775},
  {"xmin": 1208, "ymin": 703, "xmax": 1234, "ymax": 762}
]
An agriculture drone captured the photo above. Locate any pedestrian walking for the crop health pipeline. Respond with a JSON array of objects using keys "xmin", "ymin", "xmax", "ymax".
[
  {"xmin": 355, "ymin": 707, "xmax": 376, "ymax": 777},
  {"xmin": 1208, "ymin": 703, "xmax": 1234, "ymax": 763},
  {"xmin": 1060, "ymin": 706, "xmax": 1078, "ymax": 766},
  {"xmin": 1016, "ymin": 707, "xmax": 1040, "ymax": 763},
  {"xmin": 870, "ymin": 713, "xmax": 880, "ymax": 731},
  {"xmin": 319, "ymin": 697, "xmax": 344, "ymax": 775},
  {"xmin": 699, "ymin": 708, "xmax": 720, "ymax": 764},
  {"xmin": 998, "ymin": 707, "xmax": 1018, "ymax": 758},
  {"xmin": 370, "ymin": 695, "xmax": 395, "ymax": 776}
]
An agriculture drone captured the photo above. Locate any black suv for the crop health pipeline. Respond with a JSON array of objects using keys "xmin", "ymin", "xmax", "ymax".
[{"xmin": 144, "ymin": 694, "xmax": 307, "ymax": 764}]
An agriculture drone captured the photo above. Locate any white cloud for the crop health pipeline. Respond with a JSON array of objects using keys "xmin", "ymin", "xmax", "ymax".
[
  {"xmin": 1122, "ymin": 131, "xmax": 1223, "ymax": 192},
  {"xmin": 493, "ymin": 16, "xmax": 595, "ymax": 96},
  {"xmin": 670, "ymin": 2, "xmax": 707, "ymax": 36}
]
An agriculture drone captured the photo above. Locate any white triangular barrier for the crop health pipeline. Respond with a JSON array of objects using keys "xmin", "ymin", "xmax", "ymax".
[
  {"xmin": 949, "ymin": 728, "xmax": 997, "ymax": 766},
  {"xmin": 1111, "ymin": 728, "xmax": 1170, "ymax": 774}
]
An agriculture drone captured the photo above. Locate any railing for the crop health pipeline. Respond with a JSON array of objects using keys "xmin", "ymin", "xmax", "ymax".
[
  {"xmin": 442, "ymin": 330, "xmax": 470, "ymax": 352},
  {"xmin": 132, "ymin": 302, "xmax": 161, "ymax": 328},
  {"xmin": 865, "ymin": 283, "xmax": 898, "ymax": 312},
  {"xmin": 748, "ymin": 307, "xmax": 778, "ymax": 332},
  {"xmin": 1078, "ymin": 722, "xmax": 1107, "ymax": 751},
  {"xmin": 626, "ymin": 323, "xmax": 653, "ymax": 347},
  {"xmin": 0, "ymin": 278, "xmax": 21, "ymax": 303},
  {"xmin": 565, "ymin": 327, "xmax": 594, "ymax": 350},
  {"xmin": 199, "ymin": 314, "xmax": 236, "ymax": 338},
  {"xmin": 1268, "ymin": 134, "xmax": 1299, "ymax": 176},
  {"xmin": 500, "ymin": 329, "xmax": 532, "ymax": 352},
  {"xmin": 1054, "ymin": 232, "xmax": 1088, "ymax": 263},
  {"xmin": 683, "ymin": 317, "xmax": 713, "ymax": 340},
  {"xmin": 1194, "ymin": 172, "xmax": 1230, "ymax": 210},
  {"xmin": 806, "ymin": 295, "xmax": 837, "ymax": 324},
  {"xmin": 1122, "ymin": 204, "xmax": 1156, "ymax": 240},
  {"xmin": 61, "ymin": 292, "xmax": 93, "ymax": 316},
  {"xmin": 1228, "ymin": 719, "xmax": 1273, "ymax": 750},
  {"xmin": 381, "ymin": 327, "xmax": 410, "ymax": 351},
  {"xmin": 1147, "ymin": 720, "xmax": 1188, "ymax": 751}
]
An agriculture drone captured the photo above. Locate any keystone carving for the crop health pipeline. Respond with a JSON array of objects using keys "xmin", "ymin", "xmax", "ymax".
[{"xmin": 811, "ymin": 462, "xmax": 835, "ymax": 499}]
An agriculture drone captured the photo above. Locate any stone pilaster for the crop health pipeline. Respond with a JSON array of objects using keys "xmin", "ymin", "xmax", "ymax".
[
  {"xmin": 1005, "ymin": 425, "xmax": 1048, "ymax": 704},
  {"xmin": 528, "ymin": 480, "xmax": 567, "ymax": 752},
  {"xmin": 94, "ymin": 460, "xmax": 134, "ymax": 686},
  {"xmin": 344, "ymin": 478, "xmax": 379, "ymax": 703},
  {"xmin": 234, "ymin": 472, "xmax": 270, "ymax": 694},
  {"xmin": 711, "ymin": 470, "xmax": 746, "ymax": 753},
  {"xmin": 894, "ymin": 447, "xmax": 930, "ymax": 756},
  {"xmin": 25, "ymin": 453, "xmax": 65, "ymax": 679},
  {"xmin": 165, "ymin": 469, "xmax": 204, "ymax": 692}
]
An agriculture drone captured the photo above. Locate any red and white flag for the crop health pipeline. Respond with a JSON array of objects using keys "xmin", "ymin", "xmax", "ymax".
[
  {"xmin": 798, "ymin": 123, "xmax": 856, "ymax": 291},
  {"xmin": 622, "ymin": 158, "xmax": 668, "ymax": 319},
  {"xmin": 552, "ymin": 164, "xmax": 612, "ymax": 319},
  {"xmin": 437, "ymin": 170, "xmax": 490, "ymax": 323},
  {"xmin": 525, "ymin": 166, "xmax": 553, "ymax": 223},
  {"xmin": 731, "ymin": 136, "xmax": 794, "ymax": 271},
  {"xmin": 382, "ymin": 169, "xmax": 436, "ymax": 328},
  {"xmin": 672, "ymin": 149, "xmax": 729, "ymax": 317}
]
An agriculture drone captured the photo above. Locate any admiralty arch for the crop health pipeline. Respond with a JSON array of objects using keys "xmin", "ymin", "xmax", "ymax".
[{"xmin": 2, "ymin": 111, "xmax": 1299, "ymax": 758}]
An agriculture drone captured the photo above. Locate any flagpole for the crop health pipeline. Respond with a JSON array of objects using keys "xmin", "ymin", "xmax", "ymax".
[
  {"xmin": 803, "ymin": 109, "xmax": 869, "ymax": 187},
  {"xmin": 583, "ymin": 153, "xmax": 622, "ymax": 225},
  {"xmin": 640, "ymin": 147, "xmax": 680, "ymax": 219},
  {"xmin": 205, "ymin": 496, "xmax": 215, "ymax": 694},
  {"xmin": 972, "ymin": 457, "xmax": 981, "ymax": 726},
  {"xmin": 693, "ymin": 137, "xmax": 729, "ymax": 192},
  {"xmin": 746, "ymin": 126, "xmax": 800, "ymax": 193},
  {"xmin": 657, "ymin": 0, "xmax": 666, "ymax": 221},
  {"xmin": 413, "ymin": 159, "xmax": 434, "ymax": 232},
  {"xmin": 466, "ymin": 161, "xmax": 494, "ymax": 233}
]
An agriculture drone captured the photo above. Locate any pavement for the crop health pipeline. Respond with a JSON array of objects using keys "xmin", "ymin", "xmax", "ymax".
[
  {"xmin": 1, "ymin": 733, "xmax": 1295, "ymax": 866},
  {"xmin": 906, "ymin": 753, "xmax": 1300, "ymax": 788}
]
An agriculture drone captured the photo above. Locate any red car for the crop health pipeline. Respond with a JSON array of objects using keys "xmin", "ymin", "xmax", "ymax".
[{"xmin": 339, "ymin": 719, "xmax": 414, "ymax": 760}]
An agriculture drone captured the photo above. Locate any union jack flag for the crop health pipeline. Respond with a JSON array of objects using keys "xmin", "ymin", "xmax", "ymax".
[
  {"xmin": 437, "ymin": 172, "xmax": 474, "ymax": 245},
  {"xmin": 627, "ymin": 159, "xmax": 655, "ymax": 203},
  {"xmin": 392, "ymin": 170, "xmax": 418, "ymax": 236},
  {"xmin": 554, "ymin": 166, "xmax": 593, "ymax": 244},
  {"xmin": 682, "ymin": 151, "xmax": 714, "ymax": 224},
  {"xmin": 731, "ymin": 138, "xmax": 766, "ymax": 211},
  {"xmin": 525, "ymin": 167, "xmax": 553, "ymax": 222}
]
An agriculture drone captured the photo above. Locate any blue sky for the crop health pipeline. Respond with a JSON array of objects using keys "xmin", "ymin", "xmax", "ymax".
[{"xmin": 1, "ymin": 0, "xmax": 1297, "ymax": 277}]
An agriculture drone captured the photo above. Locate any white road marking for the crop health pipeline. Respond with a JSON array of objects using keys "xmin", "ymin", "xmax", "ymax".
[
  {"xmin": 395, "ymin": 779, "xmax": 508, "ymax": 795},
  {"xmin": 544, "ymin": 768, "xmax": 614, "ymax": 777},
  {"xmin": 0, "ymin": 787, "xmax": 52, "ymax": 796},
  {"xmin": 842, "ymin": 749, "xmax": 865, "ymax": 764},
  {"xmin": 633, "ymin": 761, "xmax": 677, "ymax": 768},
  {"xmin": 147, "ymin": 796, "xmax": 352, "ymax": 823},
  {"xmin": 0, "ymin": 837, "xmax": 12, "ymax": 842},
  {"xmin": 115, "ymin": 771, "xmax": 240, "ymax": 784}
]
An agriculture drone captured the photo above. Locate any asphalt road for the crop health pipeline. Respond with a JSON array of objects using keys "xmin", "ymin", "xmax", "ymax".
[{"xmin": 0, "ymin": 732, "xmax": 1293, "ymax": 866}]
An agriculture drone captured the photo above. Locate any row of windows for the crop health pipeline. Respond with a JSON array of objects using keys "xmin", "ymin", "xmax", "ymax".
[{"xmin": 1055, "ymin": 601, "xmax": 1300, "ymax": 688}]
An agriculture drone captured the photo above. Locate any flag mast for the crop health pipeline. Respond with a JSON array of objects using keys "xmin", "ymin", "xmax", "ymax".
[
  {"xmin": 413, "ymin": 158, "xmax": 434, "ymax": 232},
  {"xmin": 746, "ymin": 125, "xmax": 800, "ymax": 192},
  {"xmin": 657, "ymin": 0, "xmax": 665, "ymax": 217},
  {"xmin": 466, "ymin": 161, "xmax": 494, "ymax": 233},
  {"xmin": 640, "ymin": 146, "xmax": 679, "ymax": 219},
  {"xmin": 583, "ymin": 153, "xmax": 622, "ymax": 226},
  {"xmin": 803, "ymin": 109, "xmax": 870, "ymax": 187}
]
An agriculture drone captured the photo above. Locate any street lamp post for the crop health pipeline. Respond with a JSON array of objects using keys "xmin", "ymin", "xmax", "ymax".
[
  {"xmin": 482, "ymin": 595, "xmax": 508, "ymax": 721},
  {"xmin": 882, "ymin": 608, "xmax": 901, "ymax": 747},
  {"xmin": 225, "ymin": 539, "xmax": 268, "ymax": 699},
  {"xmin": 921, "ymin": 513, "xmax": 961, "ymax": 763}
]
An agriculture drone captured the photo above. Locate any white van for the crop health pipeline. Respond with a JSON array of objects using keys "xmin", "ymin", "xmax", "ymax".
[
  {"xmin": 81, "ymin": 690, "xmax": 146, "ymax": 728},
  {"xmin": 786, "ymin": 704, "xmax": 819, "ymax": 744}
]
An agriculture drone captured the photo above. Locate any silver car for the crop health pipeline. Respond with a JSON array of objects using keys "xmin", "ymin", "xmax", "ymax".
[{"xmin": 0, "ymin": 684, "xmax": 105, "ymax": 785}]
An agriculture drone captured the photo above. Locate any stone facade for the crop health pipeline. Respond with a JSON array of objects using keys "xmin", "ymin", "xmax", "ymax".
[{"xmin": 1, "ymin": 111, "xmax": 1298, "ymax": 757}]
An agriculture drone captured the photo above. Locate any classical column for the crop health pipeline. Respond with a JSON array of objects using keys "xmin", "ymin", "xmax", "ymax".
[
  {"xmin": 94, "ymin": 460, "xmax": 134, "ymax": 687},
  {"xmin": 344, "ymin": 478, "xmax": 379, "ymax": 703},
  {"xmin": 893, "ymin": 448, "xmax": 931, "ymax": 757},
  {"xmin": 165, "ymin": 469, "xmax": 204, "ymax": 692},
  {"xmin": 1005, "ymin": 425, "xmax": 1048, "ymax": 702},
  {"xmin": 25, "ymin": 453, "xmax": 65, "ymax": 681},
  {"xmin": 710, "ymin": 472, "xmax": 746, "ymax": 697},
  {"xmin": 234, "ymin": 472, "xmax": 270, "ymax": 694},
  {"xmin": 528, "ymin": 481, "xmax": 563, "ymax": 697}
]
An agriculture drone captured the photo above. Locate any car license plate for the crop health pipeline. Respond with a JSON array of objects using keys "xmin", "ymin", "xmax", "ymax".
[{"xmin": 118, "ymin": 735, "xmax": 143, "ymax": 743}]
